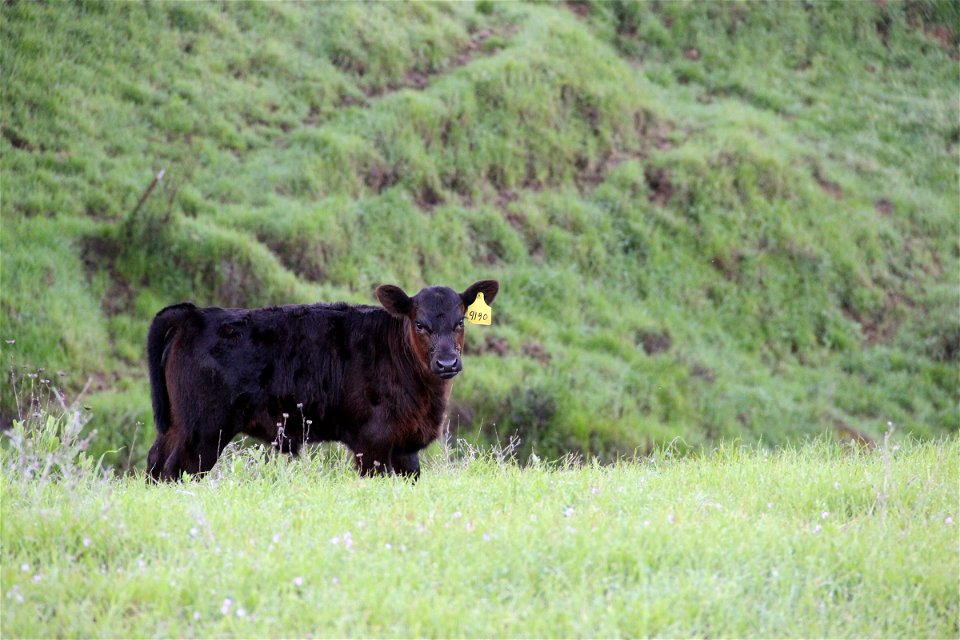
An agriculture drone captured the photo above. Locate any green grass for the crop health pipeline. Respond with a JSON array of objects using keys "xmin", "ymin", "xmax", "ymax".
[
  {"xmin": 1, "ymin": 1, "xmax": 958, "ymax": 464},
  {"xmin": 1, "ymin": 408, "xmax": 957, "ymax": 637}
]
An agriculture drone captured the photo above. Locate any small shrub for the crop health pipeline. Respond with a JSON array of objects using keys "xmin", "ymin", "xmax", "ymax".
[
  {"xmin": 1, "ymin": 374, "xmax": 105, "ymax": 487},
  {"xmin": 475, "ymin": 0, "xmax": 495, "ymax": 17}
]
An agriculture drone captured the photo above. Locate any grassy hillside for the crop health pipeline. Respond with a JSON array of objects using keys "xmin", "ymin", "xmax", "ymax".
[
  {"xmin": 2, "ymin": 1, "xmax": 958, "ymax": 466},
  {"xmin": 1, "ymin": 411, "xmax": 957, "ymax": 637}
]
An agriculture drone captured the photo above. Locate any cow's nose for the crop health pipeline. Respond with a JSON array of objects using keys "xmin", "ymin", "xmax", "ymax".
[
  {"xmin": 434, "ymin": 356, "xmax": 461, "ymax": 380},
  {"xmin": 435, "ymin": 356, "xmax": 460, "ymax": 371}
]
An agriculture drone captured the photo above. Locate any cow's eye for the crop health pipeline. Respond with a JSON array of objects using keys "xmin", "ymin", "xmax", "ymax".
[
  {"xmin": 457, "ymin": 317, "xmax": 465, "ymax": 329},
  {"xmin": 415, "ymin": 321, "xmax": 426, "ymax": 333}
]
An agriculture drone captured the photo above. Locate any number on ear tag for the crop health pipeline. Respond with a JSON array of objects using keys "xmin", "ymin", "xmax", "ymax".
[{"xmin": 466, "ymin": 292, "xmax": 492, "ymax": 326}]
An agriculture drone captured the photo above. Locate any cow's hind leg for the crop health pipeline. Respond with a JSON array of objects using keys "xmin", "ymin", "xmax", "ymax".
[
  {"xmin": 158, "ymin": 368, "xmax": 239, "ymax": 479},
  {"xmin": 161, "ymin": 428, "xmax": 234, "ymax": 479},
  {"xmin": 146, "ymin": 433, "xmax": 171, "ymax": 482},
  {"xmin": 154, "ymin": 405, "xmax": 235, "ymax": 481},
  {"xmin": 147, "ymin": 425, "xmax": 193, "ymax": 482},
  {"xmin": 195, "ymin": 429, "xmax": 234, "ymax": 475}
]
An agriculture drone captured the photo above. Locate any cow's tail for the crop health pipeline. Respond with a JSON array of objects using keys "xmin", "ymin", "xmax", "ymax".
[{"xmin": 147, "ymin": 303, "xmax": 197, "ymax": 434}]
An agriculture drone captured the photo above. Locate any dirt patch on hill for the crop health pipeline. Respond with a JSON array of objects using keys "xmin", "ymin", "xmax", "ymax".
[
  {"xmin": 522, "ymin": 341, "xmax": 551, "ymax": 365},
  {"xmin": 688, "ymin": 362, "xmax": 716, "ymax": 383},
  {"xmin": 636, "ymin": 329, "xmax": 672, "ymax": 355},
  {"xmin": 812, "ymin": 166, "xmax": 843, "ymax": 199},
  {"xmin": 710, "ymin": 251, "xmax": 745, "ymax": 282},
  {"xmin": 874, "ymin": 198, "xmax": 894, "ymax": 216},
  {"xmin": 842, "ymin": 291, "xmax": 905, "ymax": 346},
  {"xmin": 361, "ymin": 24, "xmax": 518, "ymax": 102},
  {"xmin": 833, "ymin": 419, "xmax": 876, "ymax": 450},
  {"xmin": 564, "ymin": 1, "xmax": 591, "ymax": 19},
  {"xmin": 80, "ymin": 233, "xmax": 137, "ymax": 317},
  {"xmin": 2, "ymin": 125, "xmax": 37, "ymax": 152},
  {"xmin": 261, "ymin": 236, "xmax": 328, "ymax": 283},
  {"xmin": 363, "ymin": 163, "xmax": 399, "ymax": 195},
  {"xmin": 470, "ymin": 334, "xmax": 510, "ymax": 357},
  {"xmin": 644, "ymin": 166, "xmax": 675, "ymax": 207}
]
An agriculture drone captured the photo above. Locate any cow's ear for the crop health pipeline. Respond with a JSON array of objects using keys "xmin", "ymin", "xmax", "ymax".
[
  {"xmin": 460, "ymin": 279, "xmax": 499, "ymax": 307},
  {"xmin": 376, "ymin": 284, "xmax": 414, "ymax": 317}
]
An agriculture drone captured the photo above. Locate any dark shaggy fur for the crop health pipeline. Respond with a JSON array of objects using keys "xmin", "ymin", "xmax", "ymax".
[{"xmin": 146, "ymin": 280, "xmax": 498, "ymax": 481}]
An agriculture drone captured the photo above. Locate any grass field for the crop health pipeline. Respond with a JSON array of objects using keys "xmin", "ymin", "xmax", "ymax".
[
  {"xmin": 2, "ymin": 1, "xmax": 958, "ymax": 467},
  {"xmin": 1, "ymin": 406, "xmax": 958, "ymax": 638},
  {"xmin": 2, "ymin": 3, "xmax": 958, "ymax": 633}
]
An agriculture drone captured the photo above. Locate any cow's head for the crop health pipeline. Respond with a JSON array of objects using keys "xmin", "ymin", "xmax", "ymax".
[{"xmin": 376, "ymin": 280, "xmax": 499, "ymax": 380}]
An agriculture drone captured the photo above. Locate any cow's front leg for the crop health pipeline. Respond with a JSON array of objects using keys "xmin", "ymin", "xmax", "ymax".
[
  {"xmin": 391, "ymin": 451, "xmax": 421, "ymax": 480},
  {"xmin": 271, "ymin": 430, "xmax": 302, "ymax": 456},
  {"xmin": 353, "ymin": 421, "xmax": 394, "ymax": 476},
  {"xmin": 354, "ymin": 446, "xmax": 393, "ymax": 476}
]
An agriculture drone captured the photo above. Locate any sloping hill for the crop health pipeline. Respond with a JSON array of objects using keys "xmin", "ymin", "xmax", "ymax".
[{"xmin": 2, "ymin": 1, "xmax": 957, "ymax": 467}]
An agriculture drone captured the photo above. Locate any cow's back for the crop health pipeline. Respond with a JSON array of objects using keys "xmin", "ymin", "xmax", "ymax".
[{"xmin": 187, "ymin": 303, "xmax": 387, "ymax": 432}]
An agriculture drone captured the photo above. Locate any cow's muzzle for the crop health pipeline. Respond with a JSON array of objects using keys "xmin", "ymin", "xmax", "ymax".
[{"xmin": 433, "ymin": 356, "xmax": 461, "ymax": 379}]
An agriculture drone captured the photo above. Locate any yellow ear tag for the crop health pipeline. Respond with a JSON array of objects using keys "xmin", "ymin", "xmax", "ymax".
[{"xmin": 466, "ymin": 292, "xmax": 492, "ymax": 326}]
